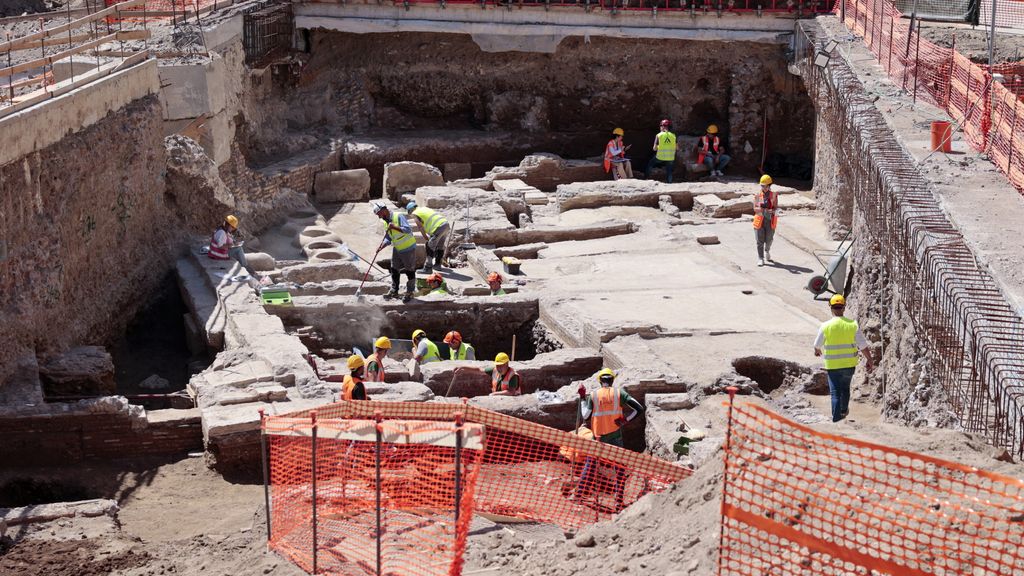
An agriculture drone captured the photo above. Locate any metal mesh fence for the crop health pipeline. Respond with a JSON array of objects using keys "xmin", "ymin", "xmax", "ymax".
[{"xmin": 981, "ymin": 0, "xmax": 1024, "ymax": 30}]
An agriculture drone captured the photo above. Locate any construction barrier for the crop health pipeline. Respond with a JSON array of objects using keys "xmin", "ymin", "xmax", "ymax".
[
  {"xmin": 838, "ymin": 0, "xmax": 1024, "ymax": 196},
  {"xmin": 273, "ymin": 400, "xmax": 689, "ymax": 533},
  {"xmin": 265, "ymin": 413, "xmax": 485, "ymax": 576},
  {"xmin": 718, "ymin": 397, "xmax": 1024, "ymax": 575},
  {"xmin": 981, "ymin": 0, "xmax": 1024, "ymax": 30},
  {"xmin": 323, "ymin": 0, "xmax": 834, "ymax": 14}
]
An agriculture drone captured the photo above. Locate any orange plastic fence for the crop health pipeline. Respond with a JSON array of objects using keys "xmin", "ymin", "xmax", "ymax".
[
  {"xmin": 718, "ymin": 401, "xmax": 1024, "ymax": 575},
  {"xmin": 278, "ymin": 400, "xmax": 689, "ymax": 532},
  {"xmin": 838, "ymin": 0, "xmax": 1024, "ymax": 196},
  {"xmin": 265, "ymin": 414, "xmax": 484, "ymax": 576}
]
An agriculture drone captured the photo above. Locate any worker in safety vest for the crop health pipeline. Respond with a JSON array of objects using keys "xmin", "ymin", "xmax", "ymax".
[
  {"xmin": 425, "ymin": 272, "xmax": 449, "ymax": 296},
  {"xmin": 365, "ymin": 336, "xmax": 391, "ymax": 383},
  {"xmin": 455, "ymin": 352, "xmax": 521, "ymax": 396},
  {"xmin": 209, "ymin": 215, "xmax": 258, "ymax": 277},
  {"xmin": 373, "ymin": 203, "xmax": 417, "ymax": 302},
  {"xmin": 443, "ymin": 331, "xmax": 476, "ymax": 361},
  {"xmin": 603, "ymin": 128, "xmax": 634, "ymax": 180},
  {"xmin": 342, "ymin": 355, "xmax": 367, "ymax": 401},
  {"xmin": 573, "ymin": 368, "xmax": 645, "ymax": 509},
  {"xmin": 412, "ymin": 330, "xmax": 441, "ymax": 365},
  {"xmin": 487, "ymin": 272, "xmax": 506, "ymax": 296},
  {"xmin": 645, "ymin": 119, "xmax": 677, "ymax": 183},
  {"xmin": 406, "ymin": 201, "xmax": 451, "ymax": 273},
  {"xmin": 698, "ymin": 124, "xmax": 731, "ymax": 177},
  {"xmin": 753, "ymin": 174, "xmax": 779, "ymax": 267},
  {"xmin": 814, "ymin": 294, "xmax": 872, "ymax": 423}
]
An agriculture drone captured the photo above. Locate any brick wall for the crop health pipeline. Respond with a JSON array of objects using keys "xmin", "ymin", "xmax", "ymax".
[{"xmin": 0, "ymin": 409, "xmax": 203, "ymax": 465}]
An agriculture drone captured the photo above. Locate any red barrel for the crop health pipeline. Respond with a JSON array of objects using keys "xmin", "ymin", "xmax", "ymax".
[{"xmin": 930, "ymin": 121, "xmax": 952, "ymax": 153}]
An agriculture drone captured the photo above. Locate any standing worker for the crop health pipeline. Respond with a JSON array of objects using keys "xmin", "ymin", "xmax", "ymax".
[
  {"xmin": 411, "ymin": 330, "xmax": 441, "ymax": 365},
  {"xmin": 814, "ymin": 294, "xmax": 872, "ymax": 423},
  {"xmin": 365, "ymin": 336, "xmax": 391, "ymax": 383},
  {"xmin": 443, "ymin": 331, "xmax": 476, "ymax": 361},
  {"xmin": 455, "ymin": 352, "xmax": 521, "ymax": 396},
  {"xmin": 753, "ymin": 174, "xmax": 779, "ymax": 267},
  {"xmin": 487, "ymin": 272, "xmax": 506, "ymax": 296},
  {"xmin": 698, "ymin": 124, "xmax": 731, "ymax": 177},
  {"xmin": 341, "ymin": 355, "xmax": 367, "ymax": 400},
  {"xmin": 573, "ymin": 368, "xmax": 645, "ymax": 510},
  {"xmin": 645, "ymin": 119, "xmax": 677, "ymax": 183},
  {"xmin": 603, "ymin": 128, "xmax": 634, "ymax": 180},
  {"xmin": 406, "ymin": 201, "xmax": 450, "ymax": 273},
  {"xmin": 373, "ymin": 203, "xmax": 417, "ymax": 302},
  {"xmin": 209, "ymin": 215, "xmax": 258, "ymax": 278}
]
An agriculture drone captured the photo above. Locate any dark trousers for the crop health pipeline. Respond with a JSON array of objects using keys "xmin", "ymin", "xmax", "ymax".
[
  {"xmin": 390, "ymin": 270, "xmax": 415, "ymax": 293},
  {"xmin": 826, "ymin": 367, "xmax": 856, "ymax": 422},
  {"xmin": 577, "ymin": 435, "xmax": 626, "ymax": 508},
  {"xmin": 645, "ymin": 158, "xmax": 674, "ymax": 183}
]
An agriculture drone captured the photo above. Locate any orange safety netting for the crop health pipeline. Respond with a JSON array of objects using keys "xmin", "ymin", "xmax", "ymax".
[
  {"xmin": 718, "ymin": 401, "xmax": 1024, "ymax": 575},
  {"xmin": 277, "ymin": 400, "xmax": 689, "ymax": 532},
  {"xmin": 265, "ymin": 415, "xmax": 484, "ymax": 576},
  {"xmin": 838, "ymin": 0, "xmax": 1024, "ymax": 196}
]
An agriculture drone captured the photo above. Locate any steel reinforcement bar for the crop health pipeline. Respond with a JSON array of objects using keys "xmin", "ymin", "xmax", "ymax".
[{"xmin": 798, "ymin": 22, "xmax": 1024, "ymax": 455}]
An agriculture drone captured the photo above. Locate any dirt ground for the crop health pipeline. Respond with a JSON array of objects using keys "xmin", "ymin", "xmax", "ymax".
[{"xmin": 920, "ymin": 23, "xmax": 1024, "ymax": 63}]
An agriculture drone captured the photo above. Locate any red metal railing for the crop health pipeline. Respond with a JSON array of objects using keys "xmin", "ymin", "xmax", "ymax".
[{"xmin": 357, "ymin": 0, "xmax": 834, "ymax": 14}]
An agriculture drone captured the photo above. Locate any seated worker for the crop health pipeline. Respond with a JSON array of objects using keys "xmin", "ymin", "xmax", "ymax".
[
  {"xmin": 365, "ymin": 336, "xmax": 391, "ymax": 382},
  {"xmin": 412, "ymin": 329, "xmax": 442, "ymax": 364},
  {"xmin": 697, "ymin": 124, "xmax": 731, "ymax": 177},
  {"xmin": 603, "ymin": 128, "xmax": 634, "ymax": 180},
  {"xmin": 209, "ymin": 214, "xmax": 258, "ymax": 277},
  {"xmin": 425, "ymin": 272, "xmax": 449, "ymax": 296},
  {"xmin": 443, "ymin": 331, "xmax": 476, "ymax": 360},
  {"xmin": 487, "ymin": 272, "xmax": 506, "ymax": 296},
  {"xmin": 455, "ymin": 352, "xmax": 520, "ymax": 396},
  {"xmin": 342, "ymin": 355, "xmax": 367, "ymax": 400},
  {"xmin": 406, "ymin": 201, "xmax": 451, "ymax": 273}
]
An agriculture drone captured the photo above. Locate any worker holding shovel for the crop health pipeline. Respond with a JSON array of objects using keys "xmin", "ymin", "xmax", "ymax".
[{"xmin": 373, "ymin": 203, "xmax": 417, "ymax": 302}]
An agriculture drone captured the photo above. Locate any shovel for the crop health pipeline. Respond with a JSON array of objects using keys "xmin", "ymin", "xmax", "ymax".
[{"xmin": 355, "ymin": 237, "xmax": 388, "ymax": 300}]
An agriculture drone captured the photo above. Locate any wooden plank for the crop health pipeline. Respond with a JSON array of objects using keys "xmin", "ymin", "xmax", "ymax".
[
  {"xmin": 0, "ymin": 0, "xmax": 145, "ymax": 54},
  {"xmin": 7, "ymin": 30, "xmax": 101, "ymax": 53},
  {"xmin": 0, "ymin": 33, "xmax": 118, "ymax": 78}
]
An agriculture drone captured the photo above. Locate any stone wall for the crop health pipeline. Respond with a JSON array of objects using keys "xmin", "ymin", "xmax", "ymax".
[{"xmin": 0, "ymin": 95, "xmax": 183, "ymax": 402}]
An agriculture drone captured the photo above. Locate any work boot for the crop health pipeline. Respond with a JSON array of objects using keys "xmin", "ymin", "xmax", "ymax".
[
  {"xmin": 384, "ymin": 288, "xmax": 399, "ymax": 299},
  {"xmin": 417, "ymin": 265, "xmax": 433, "ymax": 274},
  {"xmin": 757, "ymin": 258, "xmax": 765, "ymax": 267},
  {"xmin": 402, "ymin": 291, "xmax": 414, "ymax": 303}
]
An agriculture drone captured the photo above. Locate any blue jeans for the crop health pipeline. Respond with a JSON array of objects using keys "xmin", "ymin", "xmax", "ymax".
[
  {"xmin": 703, "ymin": 153, "xmax": 731, "ymax": 172},
  {"xmin": 826, "ymin": 367, "xmax": 856, "ymax": 422},
  {"xmin": 645, "ymin": 158, "xmax": 674, "ymax": 183}
]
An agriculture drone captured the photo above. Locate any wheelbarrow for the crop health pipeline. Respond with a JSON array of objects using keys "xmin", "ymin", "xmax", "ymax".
[{"xmin": 807, "ymin": 232, "xmax": 853, "ymax": 301}]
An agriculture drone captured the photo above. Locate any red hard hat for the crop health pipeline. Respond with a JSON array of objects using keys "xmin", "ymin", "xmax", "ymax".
[
  {"xmin": 660, "ymin": 119, "xmax": 672, "ymax": 127},
  {"xmin": 427, "ymin": 272, "xmax": 443, "ymax": 284},
  {"xmin": 444, "ymin": 331, "xmax": 461, "ymax": 344}
]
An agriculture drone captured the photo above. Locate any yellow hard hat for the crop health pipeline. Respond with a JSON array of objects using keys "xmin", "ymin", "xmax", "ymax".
[
  {"xmin": 612, "ymin": 127, "xmax": 625, "ymax": 136},
  {"xmin": 830, "ymin": 294, "xmax": 846, "ymax": 307},
  {"xmin": 374, "ymin": 336, "xmax": 391, "ymax": 349},
  {"xmin": 707, "ymin": 124, "xmax": 718, "ymax": 134},
  {"xmin": 225, "ymin": 215, "xmax": 239, "ymax": 228},
  {"xmin": 759, "ymin": 174, "xmax": 773, "ymax": 186},
  {"xmin": 597, "ymin": 368, "xmax": 615, "ymax": 382},
  {"xmin": 412, "ymin": 329, "xmax": 426, "ymax": 341},
  {"xmin": 495, "ymin": 352, "xmax": 510, "ymax": 365},
  {"xmin": 347, "ymin": 355, "xmax": 364, "ymax": 371}
]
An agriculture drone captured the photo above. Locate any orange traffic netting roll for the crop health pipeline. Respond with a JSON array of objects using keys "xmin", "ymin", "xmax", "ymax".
[
  {"xmin": 718, "ymin": 401, "xmax": 1024, "ymax": 575},
  {"xmin": 265, "ymin": 414, "xmax": 484, "ymax": 576},
  {"xmin": 277, "ymin": 401, "xmax": 689, "ymax": 533}
]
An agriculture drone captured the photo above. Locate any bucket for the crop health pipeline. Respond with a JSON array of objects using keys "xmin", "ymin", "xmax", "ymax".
[{"xmin": 930, "ymin": 121, "xmax": 952, "ymax": 153}]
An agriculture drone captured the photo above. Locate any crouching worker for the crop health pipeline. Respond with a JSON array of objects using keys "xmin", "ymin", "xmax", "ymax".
[
  {"xmin": 572, "ymin": 368, "xmax": 645, "ymax": 510},
  {"xmin": 456, "ymin": 352, "xmax": 521, "ymax": 396},
  {"xmin": 342, "ymin": 355, "xmax": 367, "ymax": 400}
]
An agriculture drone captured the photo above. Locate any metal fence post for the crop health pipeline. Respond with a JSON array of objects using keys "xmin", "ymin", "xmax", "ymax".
[
  {"xmin": 375, "ymin": 411, "xmax": 383, "ymax": 576},
  {"xmin": 311, "ymin": 411, "xmax": 319, "ymax": 575},
  {"xmin": 259, "ymin": 409, "xmax": 272, "ymax": 542},
  {"xmin": 454, "ymin": 413, "xmax": 464, "ymax": 526},
  {"xmin": 716, "ymin": 386, "xmax": 739, "ymax": 575}
]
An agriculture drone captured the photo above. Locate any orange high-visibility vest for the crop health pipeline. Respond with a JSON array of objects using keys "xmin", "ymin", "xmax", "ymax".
[
  {"xmin": 697, "ymin": 135, "xmax": 720, "ymax": 164},
  {"xmin": 753, "ymin": 189, "xmax": 778, "ymax": 230},
  {"xmin": 591, "ymin": 387, "xmax": 623, "ymax": 437},
  {"xmin": 491, "ymin": 366, "xmax": 520, "ymax": 395},
  {"xmin": 342, "ymin": 375, "xmax": 365, "ymax": 400},
  {"xmin": 365, "ymin": 353, "xmax": 385, "ymax": 383},
  {"xmin": 603, "ymin": 139, "xmax": 624, "ymax": 173}
]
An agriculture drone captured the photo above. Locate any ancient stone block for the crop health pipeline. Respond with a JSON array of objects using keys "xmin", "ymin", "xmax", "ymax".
[
  {"xmin": 245, "ymin": 252, "xmax": 276, "ymax": 271},
  {"xmin": 281, "ymin": 261, "xmax": 364, "ymax": 283},
  {"xmin": 314, "ymin": 169, "xmax": 371, "ymax": 203},
  {"xmin": 491, "ymin": 178, "xmax": 533, "ymax": 193},
  {"xmin": 693, "ymin": 194, "xmax": 754, "ymax": 218},
  {"xmin": 696, "ymin": 235, "xmax": 720, "ymax": 245},
  {"xmin": 525, "ymin": 191, "xmax": 549, "ymax": 205},
  {"xmin": 38, "ymin": 346, "xmax": 115, "ymax": 397},
  {"xmin": 203, "ymin": 360, "xmax": 274, "ymax": 389},
  {"xmin": 382, "ymin": 161, "xmax": 444, "ymax": 199}
]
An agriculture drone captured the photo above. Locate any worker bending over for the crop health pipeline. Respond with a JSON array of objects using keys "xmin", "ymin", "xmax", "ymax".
[
  {"xmin": 814, "ymin": 294, "xmax": 872, "ymax": 422},
  {"xmin": 425, "ymin": 273, "xmax": 449, "ymax": 296},
  {"xmin": 698, "ymin": 124, "xmax": 730, "ymax": 177},
  {"xmin": 603, "ymin": 128, "xmax": 633, "ymax": 180},
  {"xmin": 342, "ymin": 355, "xmax": 367, "ymax": 400},
  {"xmin": 373, "ymin": 203, "xmax": 417, "ymax": 302},
  {"xmin": 487, "ymin": 272, "xmax": 506, "ymax": 296},
  {"xmin": 455, "ymin": 352, "xmax": 521, "ymax": 396},
  {"xmin": 645, "ymin": 119, "xmax": 677, "ymax": 183},
  {"xmin": 443, "ymin": 331, "xmax": 476, "ymax": 360},
  {"xmin": 573, "ymin": 368, "xmax": 645, "ymax": 509},
  {"xmin": 412, "ymin": 330, "xmax": 441, "ymax": 364},
  {"xmin": 365, "ymin": 336, "xmax": 391, "ymax": 382},
  {"xmin": 406, "ymin": 201, "xmax": 450, "ymax": 273},
  {"xmin": 209, "ymin": 215, "xmax": 258, "ymax": 277},
  {"xmin": 753, "ymin": 174, "xmax": 779, "ymax": 267}
]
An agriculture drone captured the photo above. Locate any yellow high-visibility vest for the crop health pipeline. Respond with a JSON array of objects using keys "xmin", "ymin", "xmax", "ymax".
[
  {"xmin": 655, "ymin": 132, "xmax": 677, "ymax": 162},
  {"xmin": 389, "ymin": 214, "xmax": 416, "ymax": 252},
  {"xmin": 412, "ymin": 207, "xmax": 448, "ymax": 237},
  {"xmin": 821, "ymin": 317, "xmax": 859, "ymax": 370}
]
